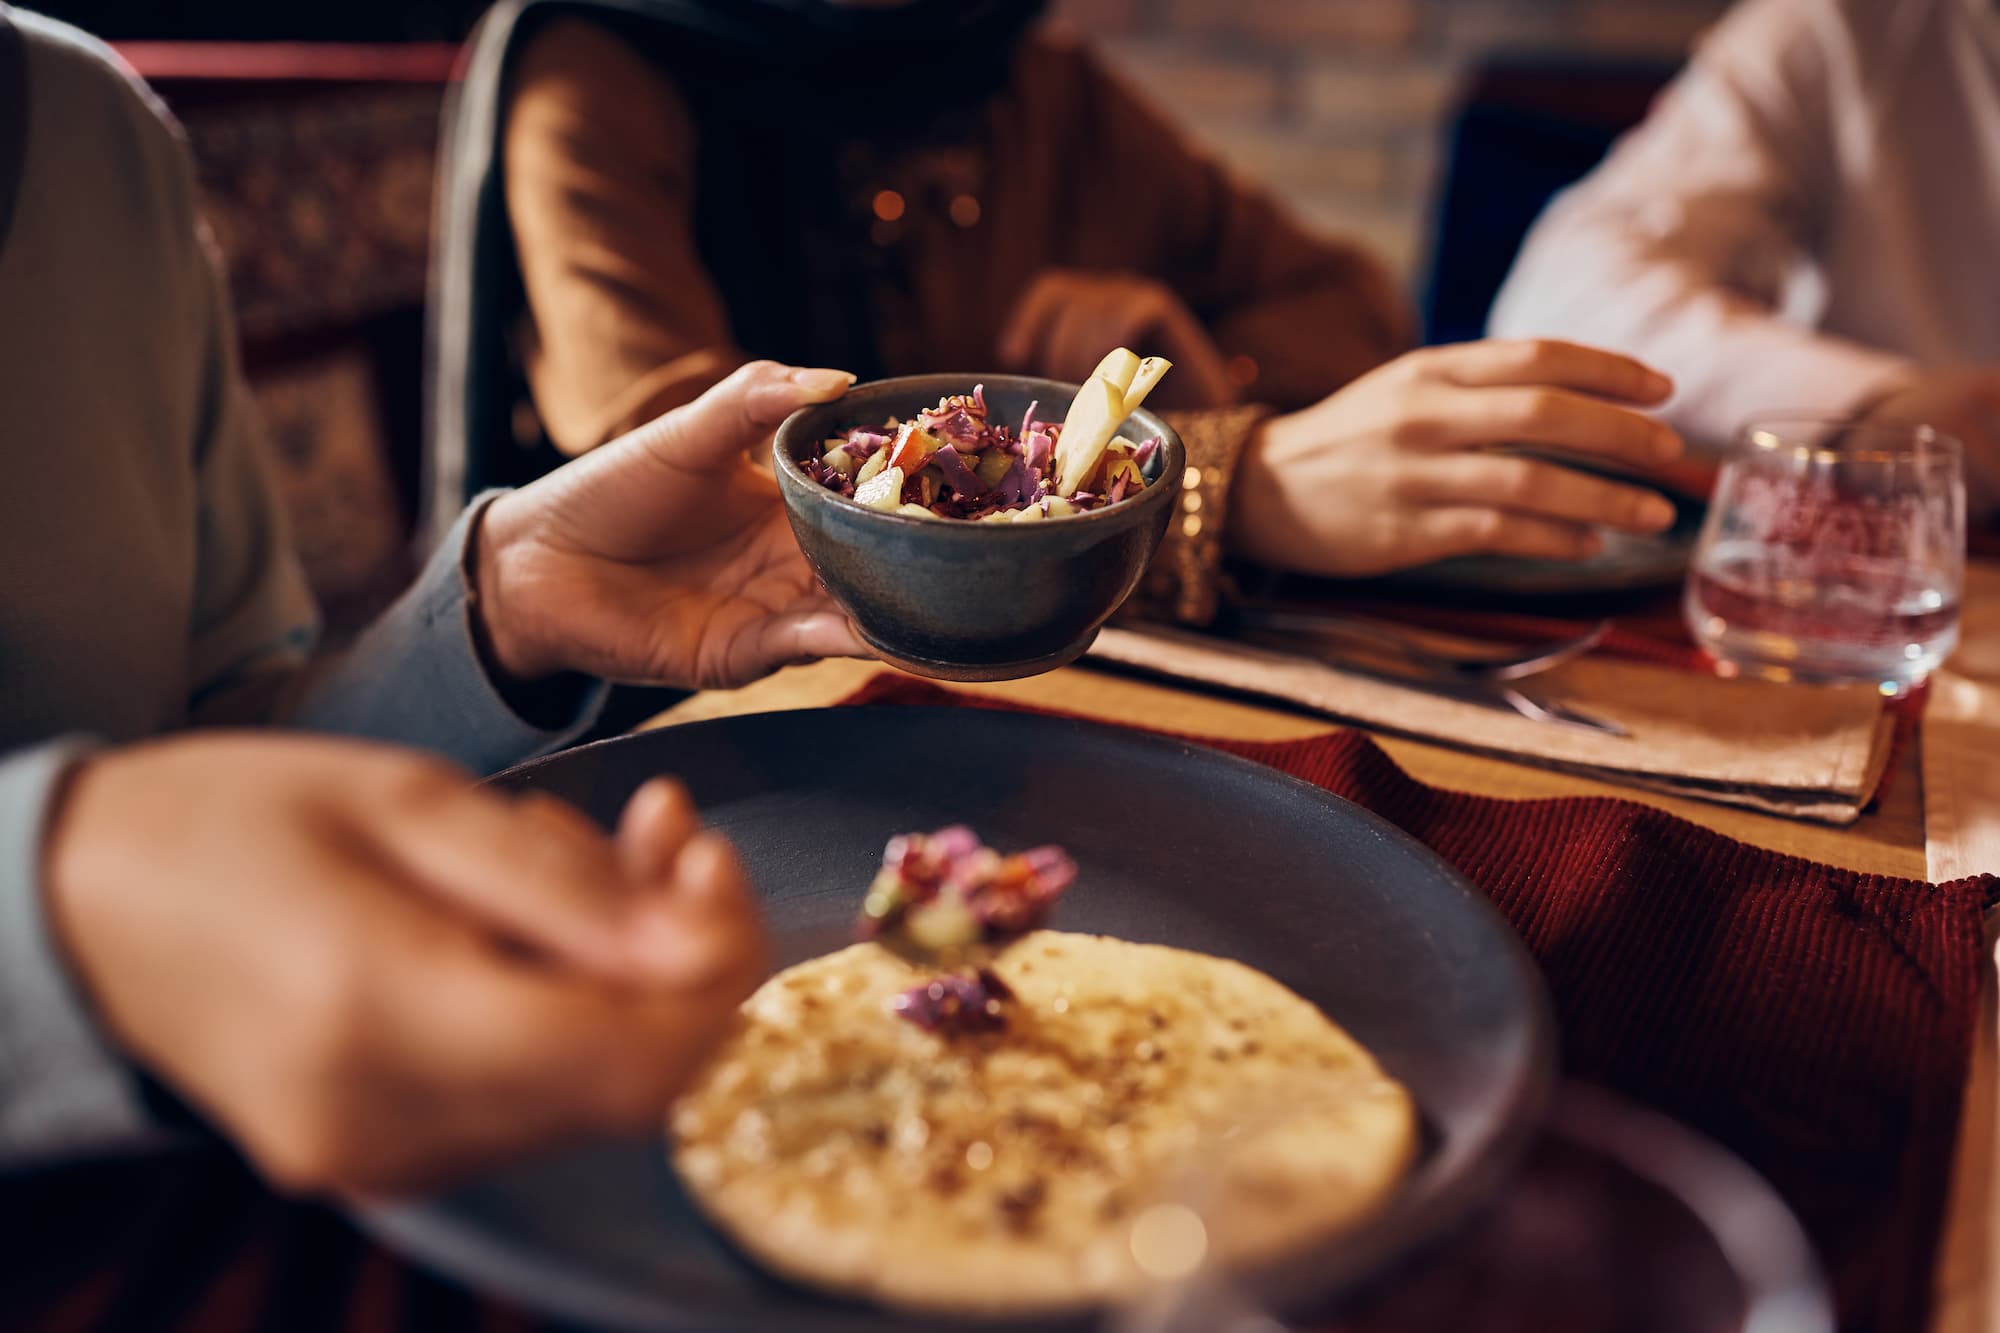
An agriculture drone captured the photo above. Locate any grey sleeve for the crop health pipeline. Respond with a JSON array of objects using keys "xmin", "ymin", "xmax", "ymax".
[
  {"xmin": 287, "ymin": 495, "xmax": 605, "ymax": 775},
  {"xmin": 166, "ymin": 218, "xmax": 602, "ymax": 770},
  {"xmin": 0, "ymin": 740, "xmax": 168, "ymax": 1164},
  {"xmin": 171, "ymin": 186, "xmax": 603, "ymax": 771}
]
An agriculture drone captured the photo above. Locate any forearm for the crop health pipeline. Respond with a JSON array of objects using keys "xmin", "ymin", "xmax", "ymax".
[
  {"xmin": 0, "ymin": 740, "xmax": 166, "ymax": 1165},
  {"xmin": 506, "ymin": 17, "xmax": 740, "ymax": 454},
  {"xmin": 1063, "ymin": 34, "xmax": 1410, "ymax": 414},
  {"xmin": 566, "ymin": 347, "xmax": 745, "ymax": 453},
  {"xmin": 1207, "ymin": 247, "xmax": 1414, "ymax": 413}
]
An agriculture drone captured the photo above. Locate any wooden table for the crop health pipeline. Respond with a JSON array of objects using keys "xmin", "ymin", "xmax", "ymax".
[
  {"xmin": 648, "ymin": 562, "xmax": 2000, "ymax": 1333},
  {"xmin": 657, "ymin": 656, "xmax": 1928, "ymax": 876}
]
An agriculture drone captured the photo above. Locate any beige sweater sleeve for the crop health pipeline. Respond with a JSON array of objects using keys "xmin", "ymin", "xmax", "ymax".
[
  {"xmin": 1049, "ymin": 31, "xmax": 1414, "ymax": 413},
  {"xmin": 505, "ymin": 18, "xmax": 745, "ymax": 453}
]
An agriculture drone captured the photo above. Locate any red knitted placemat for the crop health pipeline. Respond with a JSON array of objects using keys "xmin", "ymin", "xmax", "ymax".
[
  {"xmin": 2, "ymin": 676, "xmax": 1984, "ymax": 1333},
  {"xmin": 844, "ymin": 673, "xmax": 1996, "ymax": 1333}
]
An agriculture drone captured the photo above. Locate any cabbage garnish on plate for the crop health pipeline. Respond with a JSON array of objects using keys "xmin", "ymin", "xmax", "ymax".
[{"xmin": 854, "ymin": 826, "xmax": 1077, "ymax": 1035}]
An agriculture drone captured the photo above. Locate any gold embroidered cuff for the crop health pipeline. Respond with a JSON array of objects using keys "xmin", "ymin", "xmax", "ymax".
[{"xmin": 1128, "ymin": 405, "xmax": 1273, "ymax": 627}]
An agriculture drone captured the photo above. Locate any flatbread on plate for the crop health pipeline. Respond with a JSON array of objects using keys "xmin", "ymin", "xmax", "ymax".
[{"xmin": 670, "ymin": 931, "xmax": 1417, "ymax": 1316}]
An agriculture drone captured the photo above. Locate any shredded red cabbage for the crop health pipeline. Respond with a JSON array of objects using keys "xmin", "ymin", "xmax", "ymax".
[
  {"xmin": 858, "ymin": 827, "xmax": 1077, "ymax": 1035},
  {"xmin": 891, "ymin": 968, "xmax": 1015, "ymax": 1035},
  {"xmin": 808, "ymin": 387, "xmax": 1160, "ymax": 520},
  {"xmin": 991, "ymin": 455, "xmax": 1034, "ymax": 507},
  {"xmin": 930, "ymin": 443, "xmax": 987, "ymax": 497},
  {"xmin": 857, "ymin": 826, "xmax": 1076, "ymax": 947}
]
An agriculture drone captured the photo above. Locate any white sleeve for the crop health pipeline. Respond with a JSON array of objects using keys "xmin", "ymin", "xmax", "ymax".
[{"xmin": 1488, "ymin": 0, "xmax": 1915, "ymax": 448}]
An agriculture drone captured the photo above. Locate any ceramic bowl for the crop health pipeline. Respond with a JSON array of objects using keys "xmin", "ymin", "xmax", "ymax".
[{"xmin": 774, "ymin": 374, "xmax": 1184, "ymax": 681}]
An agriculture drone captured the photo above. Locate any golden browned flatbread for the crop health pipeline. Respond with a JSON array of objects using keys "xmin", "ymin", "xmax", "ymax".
[{"xmin": 669, "ymin": 931, "xmax": 1417, "ymax": 1316}]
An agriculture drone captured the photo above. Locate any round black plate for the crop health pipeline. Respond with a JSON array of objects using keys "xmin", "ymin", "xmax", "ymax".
[
  {"xmin": 1381, "ymin": 491, "xmax": 1705, "ymax": 598},
  {"xmin": 362, "ymin": 707, "xmax": 1555, "ymax": 1332}
]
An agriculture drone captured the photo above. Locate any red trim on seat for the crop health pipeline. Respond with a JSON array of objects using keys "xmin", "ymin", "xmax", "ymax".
[{"xmin": 112, "ymin": 42, "xmax": 463, "ymax": 85}]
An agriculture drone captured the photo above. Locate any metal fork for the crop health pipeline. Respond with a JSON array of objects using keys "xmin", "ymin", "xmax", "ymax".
[
  {"xmin": 1230, "ymin": 609, "xmax": 1627, "ymax": 737},
  {"xmin": 1492, "ymin": 685, "xmax": 1628, "ymax": 736},
  {"xmin": 1232, "ymin": 607, "xmax": 1611, "ymax": 682}
]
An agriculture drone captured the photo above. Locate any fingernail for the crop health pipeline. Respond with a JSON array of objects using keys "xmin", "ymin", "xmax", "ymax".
[
  {"xmin": 1637, "ymin": 495, "xmax": 1677, "ymax": 530},
  {"xmin": 1653, "ymin": 425, "xmax": 1683, "ymax": 460},
  {"xmin": 791, "ymin": 367, "xmax": 856, "ymax": 394}
]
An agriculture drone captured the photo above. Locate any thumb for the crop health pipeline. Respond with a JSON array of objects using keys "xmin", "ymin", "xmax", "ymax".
[
  {"xmin": 712, "ymin": 606, "xmax": 872, "ymax": 690},
  {"xmin": 619, "ymin": 361, "xmax": 855, "ymax": 474}
]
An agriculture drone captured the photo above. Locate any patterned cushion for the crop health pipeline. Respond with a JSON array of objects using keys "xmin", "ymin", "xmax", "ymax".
[{"xmin": 149, "ymin": 70, "xmax": 448, "ymax": 634}]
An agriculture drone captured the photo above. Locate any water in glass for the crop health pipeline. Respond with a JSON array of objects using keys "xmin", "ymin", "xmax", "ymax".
[{"xmin": 1685, "ymin": 418, "xmax": 1964, "ymax": 692}]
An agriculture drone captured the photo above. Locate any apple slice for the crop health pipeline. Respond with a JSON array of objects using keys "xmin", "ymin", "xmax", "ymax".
[
  {"xmin": 1053, "ymin": 349, "xmax": 1173, "ymax": 496},
  {"xmin": 1091, "ymin": 347, "xmax": 1141, "ymax": 398},
  {"xmin": 1052, "ymin": 373, "xmax": 1125, "ymax": 496},
  {"xmin": 886, "ymin": 423, "xmax": 944, "ymax": 475},
  {"xmin": 1125, "ymin": 356, "xmax": 1171, "ymax": 409},
  {"xmin": 853, "ymin": 464, "xmax": 906, "ymax": 511}
]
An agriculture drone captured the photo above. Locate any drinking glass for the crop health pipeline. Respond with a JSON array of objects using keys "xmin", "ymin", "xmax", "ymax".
[{"xmin": 1685, "ymin": 416, "xmax": 1965, "ymax": 692}]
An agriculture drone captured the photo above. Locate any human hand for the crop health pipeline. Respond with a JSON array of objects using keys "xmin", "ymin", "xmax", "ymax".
[
  {"xmin": 43, "ymin": 734, "xmax": 765, "ymax": 1195},
  {"xmin": 997, "ymin": 268, "xmax": 1236, "ymax": 410},
  {"xmin": 473, "ymin": 361, "xmax": 869, "ymax": 691},
  {"xmin": 1229, "ymin": 340, "xmax": 1685, "ymax": 578},
  {"xmin": 1859, "ymin": 367, "xmax": 2000, "ymax": 518}
]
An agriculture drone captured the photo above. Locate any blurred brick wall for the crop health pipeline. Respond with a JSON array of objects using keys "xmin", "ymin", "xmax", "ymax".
[{"xmin": 1053, "ymin": 0, "xmax": 1731, "ymax": 280}]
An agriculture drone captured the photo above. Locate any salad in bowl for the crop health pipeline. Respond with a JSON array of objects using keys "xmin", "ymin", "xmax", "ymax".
[
  {"xmin": 773, "ymin": 348, "xmax": 1186, "ymax": 681},
  {"xmin": 801, "ymin": 348, "xmax": 1171, "ymax": 523}
]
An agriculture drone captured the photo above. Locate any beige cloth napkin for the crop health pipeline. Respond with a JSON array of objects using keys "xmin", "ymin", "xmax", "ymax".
[{"xmin": 1088, "ymin": 624, "xmax": 1895, "ymax": 825}]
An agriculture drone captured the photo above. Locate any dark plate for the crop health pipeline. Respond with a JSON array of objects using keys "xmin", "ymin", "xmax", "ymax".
[
  {"xmin": 1378, "ymin": 479, "xmax": 1705, "ymax": 599},
  {"xmin": 362, "ymin": 707, "xmax": 1555, "ymax": 1332}
]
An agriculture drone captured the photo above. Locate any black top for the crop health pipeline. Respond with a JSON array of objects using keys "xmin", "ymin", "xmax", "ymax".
[
  {"xmin": 0, "ymin": 7, "xmax": 26, "ymax": 257},
  {"xmin": 422, "ymin": 0, "xmax": 1046, "ymax": 533}
]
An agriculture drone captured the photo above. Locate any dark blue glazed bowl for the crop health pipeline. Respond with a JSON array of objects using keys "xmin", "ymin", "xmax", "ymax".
[{"xmin": 774, "ymin": 374, "xmax": 1184, "ymax": 681}]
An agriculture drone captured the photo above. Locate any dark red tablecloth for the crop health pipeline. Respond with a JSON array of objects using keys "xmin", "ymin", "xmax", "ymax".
[
  {"xmin": 5, "ymin": 677, "xmax": 1991, "ymax": 1333},
  {"xmin": 842, "ymin": 675, "xmax": 1996, "ymax": 1333}
]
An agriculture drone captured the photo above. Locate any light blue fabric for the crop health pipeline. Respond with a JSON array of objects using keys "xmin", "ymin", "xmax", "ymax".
[{"xmin": 0, "ymin": 738, "xmax": 168, "ymax": 1165}]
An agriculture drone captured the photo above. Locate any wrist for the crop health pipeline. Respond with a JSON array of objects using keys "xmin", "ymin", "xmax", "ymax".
[
  {"xmin": 1225, "ymin": 417, "xmax": 1295, "ymax": 568},
  {"xmin": 468, "ymin": 495, "xmax": 605, "ymax": 728},
  {"xmin": 468, "ymin": 494, "xmax": 554, "ymax": 684}
]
